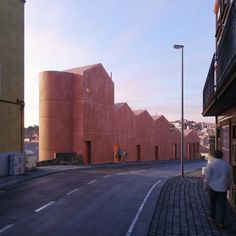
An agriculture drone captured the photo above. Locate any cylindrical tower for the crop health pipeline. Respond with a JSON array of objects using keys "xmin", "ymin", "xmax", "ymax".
[{"xmin": 39, "ymin": 71, "xmax": 73, "ymax": 161}]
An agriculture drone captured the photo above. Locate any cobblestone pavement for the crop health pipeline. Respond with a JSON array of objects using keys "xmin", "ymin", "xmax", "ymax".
[{"xmin": 148, "ymin": 174, "xmax": 236, "ymax": 236}]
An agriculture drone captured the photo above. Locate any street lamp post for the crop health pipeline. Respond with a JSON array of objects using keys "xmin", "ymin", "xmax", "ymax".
[{"xmin": 173, "ymin": 44, "xmax": 184, "ymax": 177}]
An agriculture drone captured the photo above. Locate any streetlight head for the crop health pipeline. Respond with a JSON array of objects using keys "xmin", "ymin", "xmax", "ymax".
[{"xmin": 173, "ymin": 44, "xmax": 184, "ymax": 49}]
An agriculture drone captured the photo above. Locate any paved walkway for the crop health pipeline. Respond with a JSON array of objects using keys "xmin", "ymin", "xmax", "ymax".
[{"xmin": 148, "ymin": 173, "xmax": 236, "ymax": 236}]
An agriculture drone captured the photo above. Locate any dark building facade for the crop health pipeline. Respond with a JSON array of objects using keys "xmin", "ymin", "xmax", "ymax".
[{"xmin": 203, "ymin": 0, "xmax": 236, "ymax": 208}]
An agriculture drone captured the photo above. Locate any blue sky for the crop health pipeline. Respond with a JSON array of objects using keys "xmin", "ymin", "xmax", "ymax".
[{"xmin": 25, "ymin": 0, "xmax": 215, "ymax": 126}]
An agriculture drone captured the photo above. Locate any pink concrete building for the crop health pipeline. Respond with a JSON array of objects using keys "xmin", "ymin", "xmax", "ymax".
[
  {"xmin": 152, "ymin": 115, "xmax": 172, "ymax": 160},
  {"xmin": 184, "ymin": 130, "xmax": 200, "ymax": 160},
  {"xmin": 134, "ymin": 110, "xmax": 154, "ymax": 161},
  {"xmin": 39, "ymin": 63, "xmax": 200, "ymax": 164},
  {"xmin": 168, "ymin": 128, "xmax": 200, "ymax": 160},
  {"xmin": 114, "ymin": 103, "xmax": 137, "ymax": 162},
  {"xmin": 40, "ymin": 64, "xmax": 114, "ymax": 164},
  {"xmin": 169, "ymin": 128, "xmax": 181, "ymax": 160}
]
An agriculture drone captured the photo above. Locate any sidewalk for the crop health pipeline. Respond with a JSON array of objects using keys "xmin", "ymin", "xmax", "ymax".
[{"xmin": 148, "ymin": 171, "xmax": 236, "ymax": 236}]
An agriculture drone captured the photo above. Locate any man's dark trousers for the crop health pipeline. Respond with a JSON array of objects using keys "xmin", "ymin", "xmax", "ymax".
[{"xmin": 209, "ymin": 188, "xmax": 227, "ymax": 224}]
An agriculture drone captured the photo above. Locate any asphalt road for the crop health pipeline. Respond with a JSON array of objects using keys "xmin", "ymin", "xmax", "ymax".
[{"xmin": 0, "ymin": 160, "xmax": 205, "ymax": 236}]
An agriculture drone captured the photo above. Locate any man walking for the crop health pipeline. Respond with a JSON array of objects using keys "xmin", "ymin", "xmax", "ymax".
[{"xmin": 205, "ymin": 150, "xmax": 233, "ymax": 228}]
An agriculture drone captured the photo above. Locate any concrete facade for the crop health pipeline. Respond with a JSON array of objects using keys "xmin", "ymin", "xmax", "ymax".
[
  {"xmin": 184, "ymin": 130, "xmax": 200, "ymax": 160},
  {"xmin": 0, "ymin": 0, "xmax": 25, "ymax": 153},
  {"xmin": 169, "ymin": 127, "xmax": 181, "ymax": 160},
  {"xmin": 39, "ymin": 63, "xmax": 200, "ymax": 163},
  {"xmin": 40, "ymin": 64, "xmax": 114, "ymax": 164},
  {"xmin": 114, "ymin": 103, "xmax": 137, "ymax": 162},
  {"xmin": 153, "ymin": 115, "xmax": 172, "ymax": 160}
]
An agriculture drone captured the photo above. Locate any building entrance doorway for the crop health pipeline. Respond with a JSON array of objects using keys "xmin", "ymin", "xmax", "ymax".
[
  {"xmin": 85, "ymin": 141, "xmax": 91, "ymax": 164},
  {"xmin": 192, "ymin": 143, "xmax": 196, "ymax": 159},
  {"xmin": 155, "ymin": 146, "xmax": 159, "ymax": 160},
  {"xmin": 136, "ymin": 145, "xmax": 141, "ymax": 161},
  {"xmin": 114, "ymin": 143, "xmax": 119, "ymax": 162},
  {"xmin": 187, "ymin": 144, "xmax": 191, "ymax": 160},
  {"xmin": 172, "ymin": 144, "xmax": 177, "ymax": 160}
]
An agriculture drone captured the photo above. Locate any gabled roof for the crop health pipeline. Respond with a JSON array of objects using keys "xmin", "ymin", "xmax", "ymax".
[
  {"xmin": 114, "ymin": 103, "xmax": 126, "ymax": 112},
  {"xmin": 152, "ymin": 115, "xmax": 171, "ymax": 126},
  {"xmin": 184, "ymin": 129, "xmax": 193, "ymax": 137},
  {"xmin": 64, "ymin": 63, "xmax": 101, "ymax": 75},
  {"xmin": 152, "ymin": 115, "xmax": 163, "ymax": 121},
  {"xmin": 170, "ymin": 128, "xmax": 180, "ymax": 134},
  {"xmin": 184, "ymin": 129, "xmax": 200, "ymax": 142},
  {"xmin": 133, "ymin": 110, "xmax": 146, "ymax": 116}
]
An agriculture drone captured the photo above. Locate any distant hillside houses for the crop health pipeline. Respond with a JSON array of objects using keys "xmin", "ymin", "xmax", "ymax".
[
  {"xmin": 171, "ymin": 120, "xmax": 215, "ymax": 147},
  {"xmin": 24, "ymin": 125, "xmax": 39, "ymax": 142}
]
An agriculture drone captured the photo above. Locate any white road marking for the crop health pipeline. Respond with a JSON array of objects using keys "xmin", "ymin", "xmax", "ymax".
[
  {"xmin": 103, "ymin": 175, "xmax": 111, "ymax": 178},
  {"xmin": 34, "ymin": 201, "xmax": 55, "ymax": 213},
  {"xmin": 0, "ymin": 224, "xmax": 14, "ymax": 234},
  {"xmin": 87, "ymin": 180, "xmax": 97, "ymax": 185},
  {"xmin": 126, "ymin": 180, "xmax": 161, "ymax": 236},
  {"xmin": 66, "ymin": 188, "xmax": 79, "ymax": 196}
]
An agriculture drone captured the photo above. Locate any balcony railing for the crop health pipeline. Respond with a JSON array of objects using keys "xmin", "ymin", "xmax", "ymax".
[
  {"xmin": 217, "ymin": 0, "xmax": 236, "ymax": 86},
  {"xmin": 203, "ymin": 55, "xmax": 215, "ymax": 109},
  {"xmin": 203, "ymin": 0, "xmax": 236, "ymax": 113}
]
